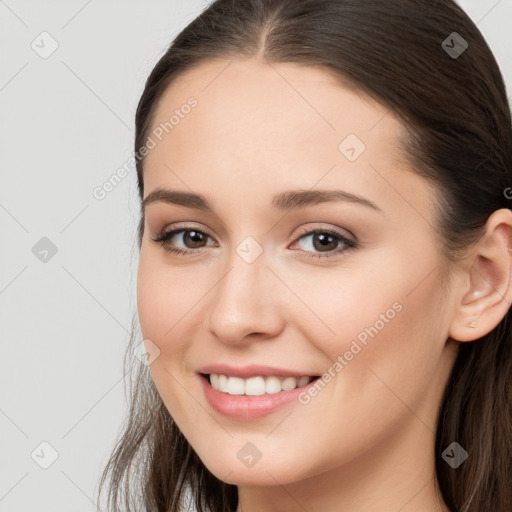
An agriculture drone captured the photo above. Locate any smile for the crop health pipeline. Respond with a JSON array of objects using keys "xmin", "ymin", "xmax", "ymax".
[
  {"xmin": 206, "ymin": 373, "xmax": 315, "ymax": 395},
  {"xmin": 198, "ymin": 372, "xmax": 321, "ymax": 420}
]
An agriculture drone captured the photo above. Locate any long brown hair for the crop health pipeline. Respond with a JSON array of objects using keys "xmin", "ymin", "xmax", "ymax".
[{"xmin": 97, "ymin": 1, "xmax": 512, "ymax": 511}]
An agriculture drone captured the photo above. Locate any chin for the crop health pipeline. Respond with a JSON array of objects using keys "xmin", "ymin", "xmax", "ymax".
[{"xmin": 197, "ymin": 450, "xmax": 312, "ymax": 487}]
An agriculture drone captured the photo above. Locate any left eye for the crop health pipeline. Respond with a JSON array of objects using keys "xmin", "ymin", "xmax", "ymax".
[
  {"xmin": 290, "ymin": 229, "xmax": 356, "ymax": 258},
  {"xmin": 151, "ymin": 227, "xmax": 357, "ymax": 259}
]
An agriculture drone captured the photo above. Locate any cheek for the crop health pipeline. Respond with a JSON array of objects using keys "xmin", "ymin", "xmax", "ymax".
[
  {"xmin": 136, "ymin": 251, "xmax": 204, "ymax": 417},
  {"xmin": 276, "ymin": 252, "xmax": 409, "ymax": 360},
  {"xmin": 137, "ymin": 249, "xmax": 203, "ymax": 342},
  {"xmin": 288, "ymin": 247, "xmax": 445, "ymax": 402}
]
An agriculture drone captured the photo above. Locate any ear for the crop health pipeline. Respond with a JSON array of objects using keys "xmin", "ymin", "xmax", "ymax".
[{"xmin": 448, "ymin": 208, "xmax": 512, "ymax": 342}]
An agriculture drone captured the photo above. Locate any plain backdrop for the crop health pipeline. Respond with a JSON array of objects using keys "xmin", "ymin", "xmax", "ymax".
[{"xmin": 0, "ymin": 1, "xmax": 511, "ymax": 511}]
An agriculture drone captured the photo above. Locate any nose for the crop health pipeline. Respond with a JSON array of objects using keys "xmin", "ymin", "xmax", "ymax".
[{"xmin": 205, "ymin": 248, "xmax": 285, "ymax": 345}]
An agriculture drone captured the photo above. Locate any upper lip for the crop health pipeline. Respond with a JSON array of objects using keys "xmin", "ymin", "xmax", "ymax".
[{"xmin": 197, "ymin": 363, "xmax": 319, "ymax": 379}]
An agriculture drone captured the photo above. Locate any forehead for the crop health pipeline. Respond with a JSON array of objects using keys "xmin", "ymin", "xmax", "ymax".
[
  {"xmin": 143, "ymin": 58, "xmax": 435, "ymax": 224},
  {"xmin": 150, "ymin": 58, "xmax": 398, "ymax": 149}
]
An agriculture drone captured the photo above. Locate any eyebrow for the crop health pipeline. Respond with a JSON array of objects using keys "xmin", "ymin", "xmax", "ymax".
[{"xmin": 142, "ymin": 187, "xmax": 382, "ymax": 213}]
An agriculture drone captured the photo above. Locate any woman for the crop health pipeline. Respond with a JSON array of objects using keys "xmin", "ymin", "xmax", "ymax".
[{"xmin": 98, "ymin": 1, "xmax": 512, "ymax": 511}]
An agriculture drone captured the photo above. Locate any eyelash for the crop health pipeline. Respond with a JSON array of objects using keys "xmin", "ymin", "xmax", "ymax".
[{"xmin": 151, "ymin": 224, "xmax": 357, "ymax": 259}]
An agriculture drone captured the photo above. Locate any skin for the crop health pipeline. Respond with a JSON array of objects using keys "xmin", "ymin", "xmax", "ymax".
[{"xmin": 136, "ymin": 58, "xmax": 512, "ymax": 512}]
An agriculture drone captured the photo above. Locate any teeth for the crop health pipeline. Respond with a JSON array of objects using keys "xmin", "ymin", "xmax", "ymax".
[
  {"xmin": 246, "ymin": 376, "xmax": 266, "ymax": 395},
  {"xmin": 208, "ymin": 374, "xmax": 314, "ymax": 395},
  {"xmin": 297, "ymin": 376, "xmax": 310, "ymax": 387},
  {"xmin": 265, "ymin": 376, "xmax": 282, "ymax": 394}
]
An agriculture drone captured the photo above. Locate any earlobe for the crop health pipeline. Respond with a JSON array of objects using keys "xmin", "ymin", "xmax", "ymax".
[{"xmin": 448, "ymin": 209, "xmax": 512, "ymax": 343}]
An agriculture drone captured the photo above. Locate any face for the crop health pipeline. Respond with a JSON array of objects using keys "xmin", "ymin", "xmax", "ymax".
[{"xmin": 137, "ymin": 58, "xmax": 458, "ymax": 487}]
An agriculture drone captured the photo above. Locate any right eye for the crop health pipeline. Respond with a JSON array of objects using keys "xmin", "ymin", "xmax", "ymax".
[{"xmin": 151, "ymin": 226, "xmax": 217, "ymax": 255}]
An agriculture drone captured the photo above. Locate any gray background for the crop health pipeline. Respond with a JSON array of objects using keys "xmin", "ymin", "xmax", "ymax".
[{"xmin": 0, "ymin": 1, "xmax": 510, "ymax": 511}]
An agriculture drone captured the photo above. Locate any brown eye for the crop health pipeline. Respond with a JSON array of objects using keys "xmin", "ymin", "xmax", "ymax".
[
  {"xmin": 151, "ymin": 227, "xmax": 216, "ymax": 255},
  {"xmin": 311, "ymin": 232, "xmax": 339, "ymax": 252},
  {"xmin": 182, "ymin": 230, "xmax": 207, "ymax": 248},
  {"xmin": 291, "ymin": 228, "xmax": 357, "ymax": 259}
]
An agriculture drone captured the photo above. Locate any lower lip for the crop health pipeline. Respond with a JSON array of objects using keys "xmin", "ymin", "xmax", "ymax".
[{"xmin": 199, "ymin": 374, "xmax": 319, "ymax": 420}]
